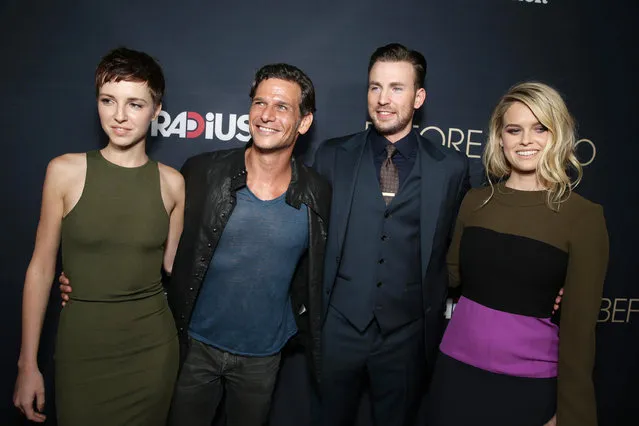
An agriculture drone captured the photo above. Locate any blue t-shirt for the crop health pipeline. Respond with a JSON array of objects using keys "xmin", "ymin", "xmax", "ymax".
[{"xmin": 189, "ymin": 186, "xmax": 308, "ymax": 356}]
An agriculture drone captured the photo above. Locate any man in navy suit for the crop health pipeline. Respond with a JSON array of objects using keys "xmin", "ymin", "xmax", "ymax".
[{"xmin": 313, "ymin": 43, "xmax": 470, "ymax": 426}]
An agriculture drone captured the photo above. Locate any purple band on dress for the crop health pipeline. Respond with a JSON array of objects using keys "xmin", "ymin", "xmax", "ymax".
[{"xmin": 440, "ymin": 296, "xmax": 558, "ymax": 378}]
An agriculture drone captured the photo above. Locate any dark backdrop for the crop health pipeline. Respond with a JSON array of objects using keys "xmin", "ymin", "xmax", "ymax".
[{"xmin": 1, "ymin": 1, "xmax": 637, "ymax": 425}]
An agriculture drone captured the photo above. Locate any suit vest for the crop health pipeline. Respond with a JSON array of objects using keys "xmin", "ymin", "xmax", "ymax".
[{"xmin": 329, "ymin": 142, "xmax": 422, "ymax": 333}]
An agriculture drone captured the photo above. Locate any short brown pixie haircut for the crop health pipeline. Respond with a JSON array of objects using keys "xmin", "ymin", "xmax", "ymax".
[{"xmin": 95, "ymin": 47, "xmax": 165, "ymax": 106}]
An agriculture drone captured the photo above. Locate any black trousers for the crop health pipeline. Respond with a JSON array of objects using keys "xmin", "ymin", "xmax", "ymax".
[
  {"xmin": 320, "ymin": 306, "xmax": 425, "ymax": 426},
  {"xmin": 168, "ymin": 338, "xmax": 281, "ymax": 426}
]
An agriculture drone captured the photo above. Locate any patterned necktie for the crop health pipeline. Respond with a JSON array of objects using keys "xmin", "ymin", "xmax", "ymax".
[{"xmin": 380, "ymin": 144, "xmax": 399, "ymax": 205}]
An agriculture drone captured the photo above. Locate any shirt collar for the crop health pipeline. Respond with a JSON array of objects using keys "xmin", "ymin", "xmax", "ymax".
[{"xmin": 370, "ymin": 128, "xmax": 418, "ymax": 158}]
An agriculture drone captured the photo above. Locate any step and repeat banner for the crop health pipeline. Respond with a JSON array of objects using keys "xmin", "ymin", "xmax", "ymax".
[{"xmin": 1, "ymin": 0, "xmax": 636, "ymax": 425}]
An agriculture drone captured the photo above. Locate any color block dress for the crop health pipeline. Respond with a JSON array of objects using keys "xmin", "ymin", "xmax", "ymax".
[
  {"xmin": 428, "ymin": 183, "xmax": 608, "ymax": 426},
  {"xmin": 55, "ymin": 150, "xmax": 178, "ymax": 426}
]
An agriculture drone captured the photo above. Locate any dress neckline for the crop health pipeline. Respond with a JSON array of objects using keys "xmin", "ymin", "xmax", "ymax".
[
  {"xmin": 491, "ymin": 182, "xmax": 547, "ymax": 207},
  {"xmin": 97, "ymin": 150, "xmax": 151, "ymax": 170}
]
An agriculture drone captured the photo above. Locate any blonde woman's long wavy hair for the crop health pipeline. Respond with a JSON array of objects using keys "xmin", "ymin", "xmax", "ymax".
[{"xmin": 483, "ymin": 82, "xmax": 582, "ymax": 210}]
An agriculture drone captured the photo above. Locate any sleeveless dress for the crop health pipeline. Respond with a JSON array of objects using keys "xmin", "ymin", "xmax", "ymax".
[{"xmin": 55, "ymin": 150, "xmax": 178, "ymax": 426}]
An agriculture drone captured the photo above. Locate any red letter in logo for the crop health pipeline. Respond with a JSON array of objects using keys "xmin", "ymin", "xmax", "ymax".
[{"xmin": 186, "ymin": 112, "xmax": 205, "ymax": 139}]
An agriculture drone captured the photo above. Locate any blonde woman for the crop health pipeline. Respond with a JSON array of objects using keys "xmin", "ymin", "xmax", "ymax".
[{"xmin": 428, "ymin": 82, "xmax": 608, "ymax": 426}]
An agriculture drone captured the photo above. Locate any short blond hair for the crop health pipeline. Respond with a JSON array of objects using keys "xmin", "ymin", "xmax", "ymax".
[{"xmin": 483, "ymin": 82, "xmax": 582, "ymax": 210}]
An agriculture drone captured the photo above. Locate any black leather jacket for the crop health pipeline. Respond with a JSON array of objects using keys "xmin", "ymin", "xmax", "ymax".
[{"xmin": 167, "ymin": 144, "xmax": 331, "ymax": 383}]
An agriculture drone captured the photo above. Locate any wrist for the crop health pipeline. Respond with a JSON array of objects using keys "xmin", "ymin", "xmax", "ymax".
[{"xmin": 17, "ymin": 358, "xmax": 38, "ymax": 371}]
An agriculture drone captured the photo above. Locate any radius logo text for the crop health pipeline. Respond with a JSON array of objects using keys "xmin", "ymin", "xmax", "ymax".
[{"xmin": 151, "ymin": 111, "xmax": 251, "ymax": 142}]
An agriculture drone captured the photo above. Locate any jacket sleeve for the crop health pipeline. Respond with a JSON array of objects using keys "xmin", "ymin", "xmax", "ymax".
[
  {"xmin": 171, "ymin": 156, "xmax": 196, "ymax": 279},
  {"xmin": 168, "ymin": 156, "xmax": 199, "ymax": 304},
  {"xmin": 445, "ymin": 160, "xmax": 471, "ymax": 289},
  {"xmin": 557, "ymin": 204, "xmax": 609, "ymax": 426},
  {"xmin": 310, "ymin": 142, "xmax": 334, "ymax": 184}
]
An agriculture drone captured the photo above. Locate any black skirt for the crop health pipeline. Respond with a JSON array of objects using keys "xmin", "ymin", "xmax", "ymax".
[{"xmin": 426, "ymin": 352, "xmax": 556, "ymax": 426}]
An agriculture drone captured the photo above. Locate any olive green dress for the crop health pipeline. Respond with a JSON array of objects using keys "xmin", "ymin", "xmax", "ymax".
[{"xmin": 55, "ymin": 150, "xmax": 178, "ymax": 426}]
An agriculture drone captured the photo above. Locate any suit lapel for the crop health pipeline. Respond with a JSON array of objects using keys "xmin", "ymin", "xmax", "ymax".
[{"xmin": 333, "ymin": 131, "xmax": 369, "ymax": 258}]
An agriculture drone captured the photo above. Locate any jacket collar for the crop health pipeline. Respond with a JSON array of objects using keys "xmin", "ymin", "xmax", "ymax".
[
  {"xmin": 228, "ymin": 146, "xmax": 248, "ymax": 192},
  {"xmin": 226, "ymin": 141, "xmax": 327, "ymax": 220}
]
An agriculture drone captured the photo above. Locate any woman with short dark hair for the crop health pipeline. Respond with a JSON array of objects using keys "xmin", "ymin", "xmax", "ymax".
[{"xmin": 14, "ymin": 47, "xmax": 183, "ymax": 426}]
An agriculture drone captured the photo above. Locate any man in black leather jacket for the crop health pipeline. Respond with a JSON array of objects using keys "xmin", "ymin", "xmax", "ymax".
[{"xmin": 165, "ymin": 64, "xmax": 330, "ymax": 426}]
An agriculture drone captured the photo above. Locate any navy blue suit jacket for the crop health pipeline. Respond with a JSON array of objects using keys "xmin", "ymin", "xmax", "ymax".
[{"xmin": 313, "ymin": 129, "xmax": 470, "ymax": 363}]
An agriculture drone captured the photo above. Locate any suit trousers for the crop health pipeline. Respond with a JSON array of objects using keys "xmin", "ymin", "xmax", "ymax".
[
  {"xmin": 321, "ymin": 305, "xmax": 425, "ymax": 426},
  {"xmin": 168, "ymin": 337, "xmax": 281, "ymax": 426}
]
